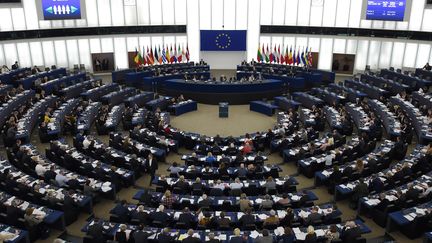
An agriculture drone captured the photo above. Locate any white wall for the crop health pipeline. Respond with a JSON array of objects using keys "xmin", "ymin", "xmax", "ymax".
[
  {"xmin": 260, "ymin": 34, "xmax": 432, "ymax": 71},
  {"xmin": 0, "ymin": 34, "xmax": 187, "ymax": 72},
  {"xmin": 1, "ymin": 0, "xmax": 432, "ymax": 71},
  {"xmin": 200, "ymin": 52, "xmax": 247, "ymax": 69}
]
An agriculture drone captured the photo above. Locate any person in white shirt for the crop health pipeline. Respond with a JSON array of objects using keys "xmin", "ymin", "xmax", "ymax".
[
  {"xmin": 35, "ymin": 161, "xmax": 47, "ymax": 177},
  {"xmin": 325, "ymin": 152, "xmax": 333, "ymax": 167},
  {"xmin": 55, "ymin": 171, "xmax": 69, "ymax": 187},
  {"xmin": 213, "ymin": 180, "xmax": 225, "ymax": 190},
  {"xmin": 230, "ymin": 178, "xmax": 243, "ymax": 190},
  {"xmin": 83, "ymin": 136, "xmax": 92, "ymax": 149}
]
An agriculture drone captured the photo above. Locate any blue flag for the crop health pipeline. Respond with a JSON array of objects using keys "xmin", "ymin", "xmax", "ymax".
[{"xmin": 200, "ymin": 30, "xmax": 247, "ymax": 51}]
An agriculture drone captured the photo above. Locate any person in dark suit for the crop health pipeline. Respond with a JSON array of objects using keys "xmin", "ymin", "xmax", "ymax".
[
  {"xmin": 206, "ymin": 232, "xmax": 221, "ymax": 243},
  {"xmin": 131, "ymin": 205, "xmax": 149, "ymax": 224},
  {"xmin": 6, "ymin": 199, "xmax": 21, "ymax": 227},
  {"xmin": 146, "ymin": 154, "xmax": 158, "ymax": 186},
  {"xmin": 369, "ymin": 175, "xmax": 385, "ymax": 193},
  {"xmin": 94, "ymin": 163, "xmax": 106, "ymax": 181},
  {"xmin": 393, "ymin": 136, "xmax": 406, "ymax": 160},
  {"xmin": 182, "ymin": 229, "xmax": 202, "ymax": 243},
  {"xmin": 304, "ymin": 206, "xmax": 322, "ymax": 226},
  {"xmin": 87, "ymin": 218, "xmax": 105, "ymax": 243},
  {"xmin": 157, "ymin": 175, "xmax": 170, "ymax": 192},
  {"xmin": 198, "ymin": 194, "xmax": 212, "ymax": 208},
  {"xmin": 340, "ymin": 221, "xmax": 362, "ymax": 242},
  {"xmin": 405, "ymin": 183, "xmax": 420, "ymax": 200},
  {"xmin": 229, "ymin": 228, "xmax": 246, "ymax": 243},
  {"xmin": 150, "ymin": 205, "xmax": 171, "ymax": 225},
  {"xmin": 173, "ymin": 176, "xmax": 190, "ymax": 193},
  {"xmin": 132, "ymin": 224, "xmax": 151, "ymax": 243},
  {"xmin": 375, "ymin": 193, "xmax": 390, "ymax": 211},
  {"xmin": 351, "ymin": 179, "xmax": 369, "ymax": 209},
  {"xmin": 178, "ymin": 207, "xmax": 196, "ymax": 226},
  {"xmin": 112, "ymin": 200, "xmax": 130, "ymax": 223},
  {"xmin": 43, "ymin": 166, "xmax": 57, "ymax": 183},
  {"xmin": 109, "ymin": 166, "xmax": 122, "ymax": 189},
  {"xmin": 192, "ymin": 177, "xmax": 205, "ymax": 191},
  {"xmin": 115, "ymin": 224, "xmax": 128, "ymax": 243},
  {"xmin": 216, "ymin": 212, "xmax": 231, "ymax": 229},
  {"xmin": 63, "ymin": 190, "xmax": 79, "ymax": 221},
  {"xmin": 66, "ymin": 175, "xmax": 81, "ymax": 190},
  {"xmin": 238, "ymin": 208, "xmax": 255, "ymax": 228},
  {"xmin": 158, "ymin": 227, "xmax": 177, "ymax": 243}
]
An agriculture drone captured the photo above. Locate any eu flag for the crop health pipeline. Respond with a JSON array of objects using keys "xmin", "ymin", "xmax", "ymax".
[{"xmin": 200, "ymin": 30, "xmax": 247, "ymax": 51}]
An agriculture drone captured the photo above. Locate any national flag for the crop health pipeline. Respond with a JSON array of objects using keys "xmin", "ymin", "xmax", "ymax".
[
  {"xmin": 158, "ymin": 46, "xmax": 163, "ymax": 64},
  {"xmin": 153, "ymin": 46, "xmax": 158, "ymax": 64},
  {"xmin": 177, "ymin": 45, "xmax": 183, "ymax": 63},
  {"xmin": 292, "ymin": 49, "xmax": 296, "ymax": 65},
  {"xmin": 166, "ymin": 45, "xmax": 171, "ymax": 63},
  {"xmin": 265, "ymin": 44, "xmax": 270, "ymax": 63},
  {"xmin": 161, "ymin": 46, "xmax": 167, "ymax": 63},
  {"xmin": 257, "ymin": 44, "xmax": 262, "ymax": 62},
  {"xmin": 149, "ymin": 47, "xmax": 154, "ymax": 65},
  {"xmin": 186, "ymin": 44, "xmax": 190, "ymax": 61},
  {"xmin": 261, "ymin": 44, "xmax": 265, "ymax": 62},
  {"xmin": 171, "ymin": 44, "xmax": 177, "ymax": 63},
  {"xmin": 278, "ymin": 45, "xmax": 282, "ymax": 64},
  {"xmin": 280, "ymin": 45, "xmax": 285, "ymax": 64},
  {"xmin": 287, "ymin": 46, "xmax": 293, "ymax": 65},
  {"xmin": 284, "ymin": 46, "xmax": 289, "ymax": 65},
  {"xmin": 273, "ymin": 46, "xmax": 278, "ymax": 63},
  {"xmin": 301, "ymin": 48, "xmax": 306, "ymax": 66},
  {"xmin": 133, "ymin": 48, "xmax": 143, "ymax": 66},
  {"xmin": 269, "ymin": 45, "xmax": 274, "ymax": 63},
  {"xmin": 296, "ymin": 49, "xmax": 300, "ymax": 65},
  {"xmin": 142, "ymin": 46, "xmax": 147, "ymax": 65},
  {"xmin": 308, "ymin": 48, "xmax": 313, "ymax": 67}
]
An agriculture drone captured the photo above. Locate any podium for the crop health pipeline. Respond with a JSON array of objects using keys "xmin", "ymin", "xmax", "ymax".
[{"xmin": 219, "ymin": 102, "xmax": 228, "ymax": 118}]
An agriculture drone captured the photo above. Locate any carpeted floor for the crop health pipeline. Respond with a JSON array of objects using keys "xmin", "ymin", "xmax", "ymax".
[{"xmin": 27, "ymin": 103, "xmax": 423, "ymax": 243}]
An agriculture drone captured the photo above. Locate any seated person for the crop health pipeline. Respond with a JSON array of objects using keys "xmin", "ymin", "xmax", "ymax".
[
  {"xmin": 150, "ymin": 205, "xmax": 172, "ymax": 225},
  {"xmin": 131, "ymin": 205, "xmax": 149, "ymax": 224},
  {"xmin": 216, "ymin": 212, "xmax": 231, "ymax": 229},
  {"xmin": 263, "ymin": 210, "xmax": 279, "ymax": 227}
]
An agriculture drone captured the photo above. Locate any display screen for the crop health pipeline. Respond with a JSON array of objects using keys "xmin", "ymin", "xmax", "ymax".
[
  {"xmin": 365, "ymin": 0, "xmax": 406, "ymax": 21},
  {"xmin": 41, "ymin": 0, "xmax": 82, "ymax": 20}
]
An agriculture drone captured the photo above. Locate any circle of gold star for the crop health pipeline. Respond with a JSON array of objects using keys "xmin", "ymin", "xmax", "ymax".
[{"xmin": 215, "ymin": 33, "xmax": 231, "ymax": 49}]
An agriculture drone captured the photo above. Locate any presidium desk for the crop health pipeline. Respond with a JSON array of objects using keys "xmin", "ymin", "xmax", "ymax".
[{"xmin": 162, "ymin": 79, "xmax": 286, "ymax": 105}]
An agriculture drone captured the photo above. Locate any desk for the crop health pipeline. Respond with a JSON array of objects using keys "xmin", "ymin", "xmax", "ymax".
[
  {"xmin": 163, "ymin": 79, "xmax": 285, "ymax": 105},
  {"xmin": 328, "ymin": 83, "xmax": 367, "ymax": 103},
  {"xmin": 15, "ymin": 68, "xmax": 67, "ymax": 89},
  {"xmin": 146, "ymin": 97, "xmax": 171, "ymax": 112},
  {"xmin": 383, "ymin": 69, "xmax": 431, "ymax": 89},
  {"xmin": 81, "ymin": 83, "xmax": 120, "ymax": 101},
  {"xmin": 58, "ymin": 79, "xmax": 99, "ymax": 99},
  {"xmin": 101, "ymin": 87, "xmax": 136, "ymax": 106},
  {"xmin": 0, "ymin": 90, "xmax": 34, "ymax": 128},
  {"xmin": 112, "ymin": 68, "xmax": 134, "ymax": 83},
  {"xmin": 40, "ymin": 72, "xmax": 86, "ymax": 95},
  {"xmin": 292, "ymin": 92, "xmax": 324, "ymax": 108},
  {"xmin": 273, "ymin": 96, "xmax": 300, "ymax": 111},
  {"xmin": 0, "ymin": 68, "xmax": 30, "ymax": 84},
  {"xmin": 15, "ymin": 96, "xmax": 58, "ymax": 143},
  {"xmin": 169, "ymin": 100, "xmax": 198, "ymax": 116},
  {"xmin": 124, "ymin": 92, "xmax": 154, "ymax": 108},
  {"xmin": 250, "ymin": 101, "xmax": 278, "ymax": 116},
  {"xmin": 345, "ymin": 79, "xmax": 388, "ymax": 99},
  {"xmin": 0, "ymin": 224, "xmax": 29, "ymax": 243}
]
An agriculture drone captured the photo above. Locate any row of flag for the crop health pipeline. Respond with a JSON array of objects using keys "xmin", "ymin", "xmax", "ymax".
[
  {"xmin": 133, "ymin": 44, "xmax": 190, "ymax": 66},
  {"xmin": 257, "ymin": 44, "xmax": 313, "ymax": 67}
]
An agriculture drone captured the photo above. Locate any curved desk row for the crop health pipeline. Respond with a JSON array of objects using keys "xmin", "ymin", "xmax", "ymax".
[{"xmin": 161, "ymin": 79, "xmax": 285, "ymax": 104}]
